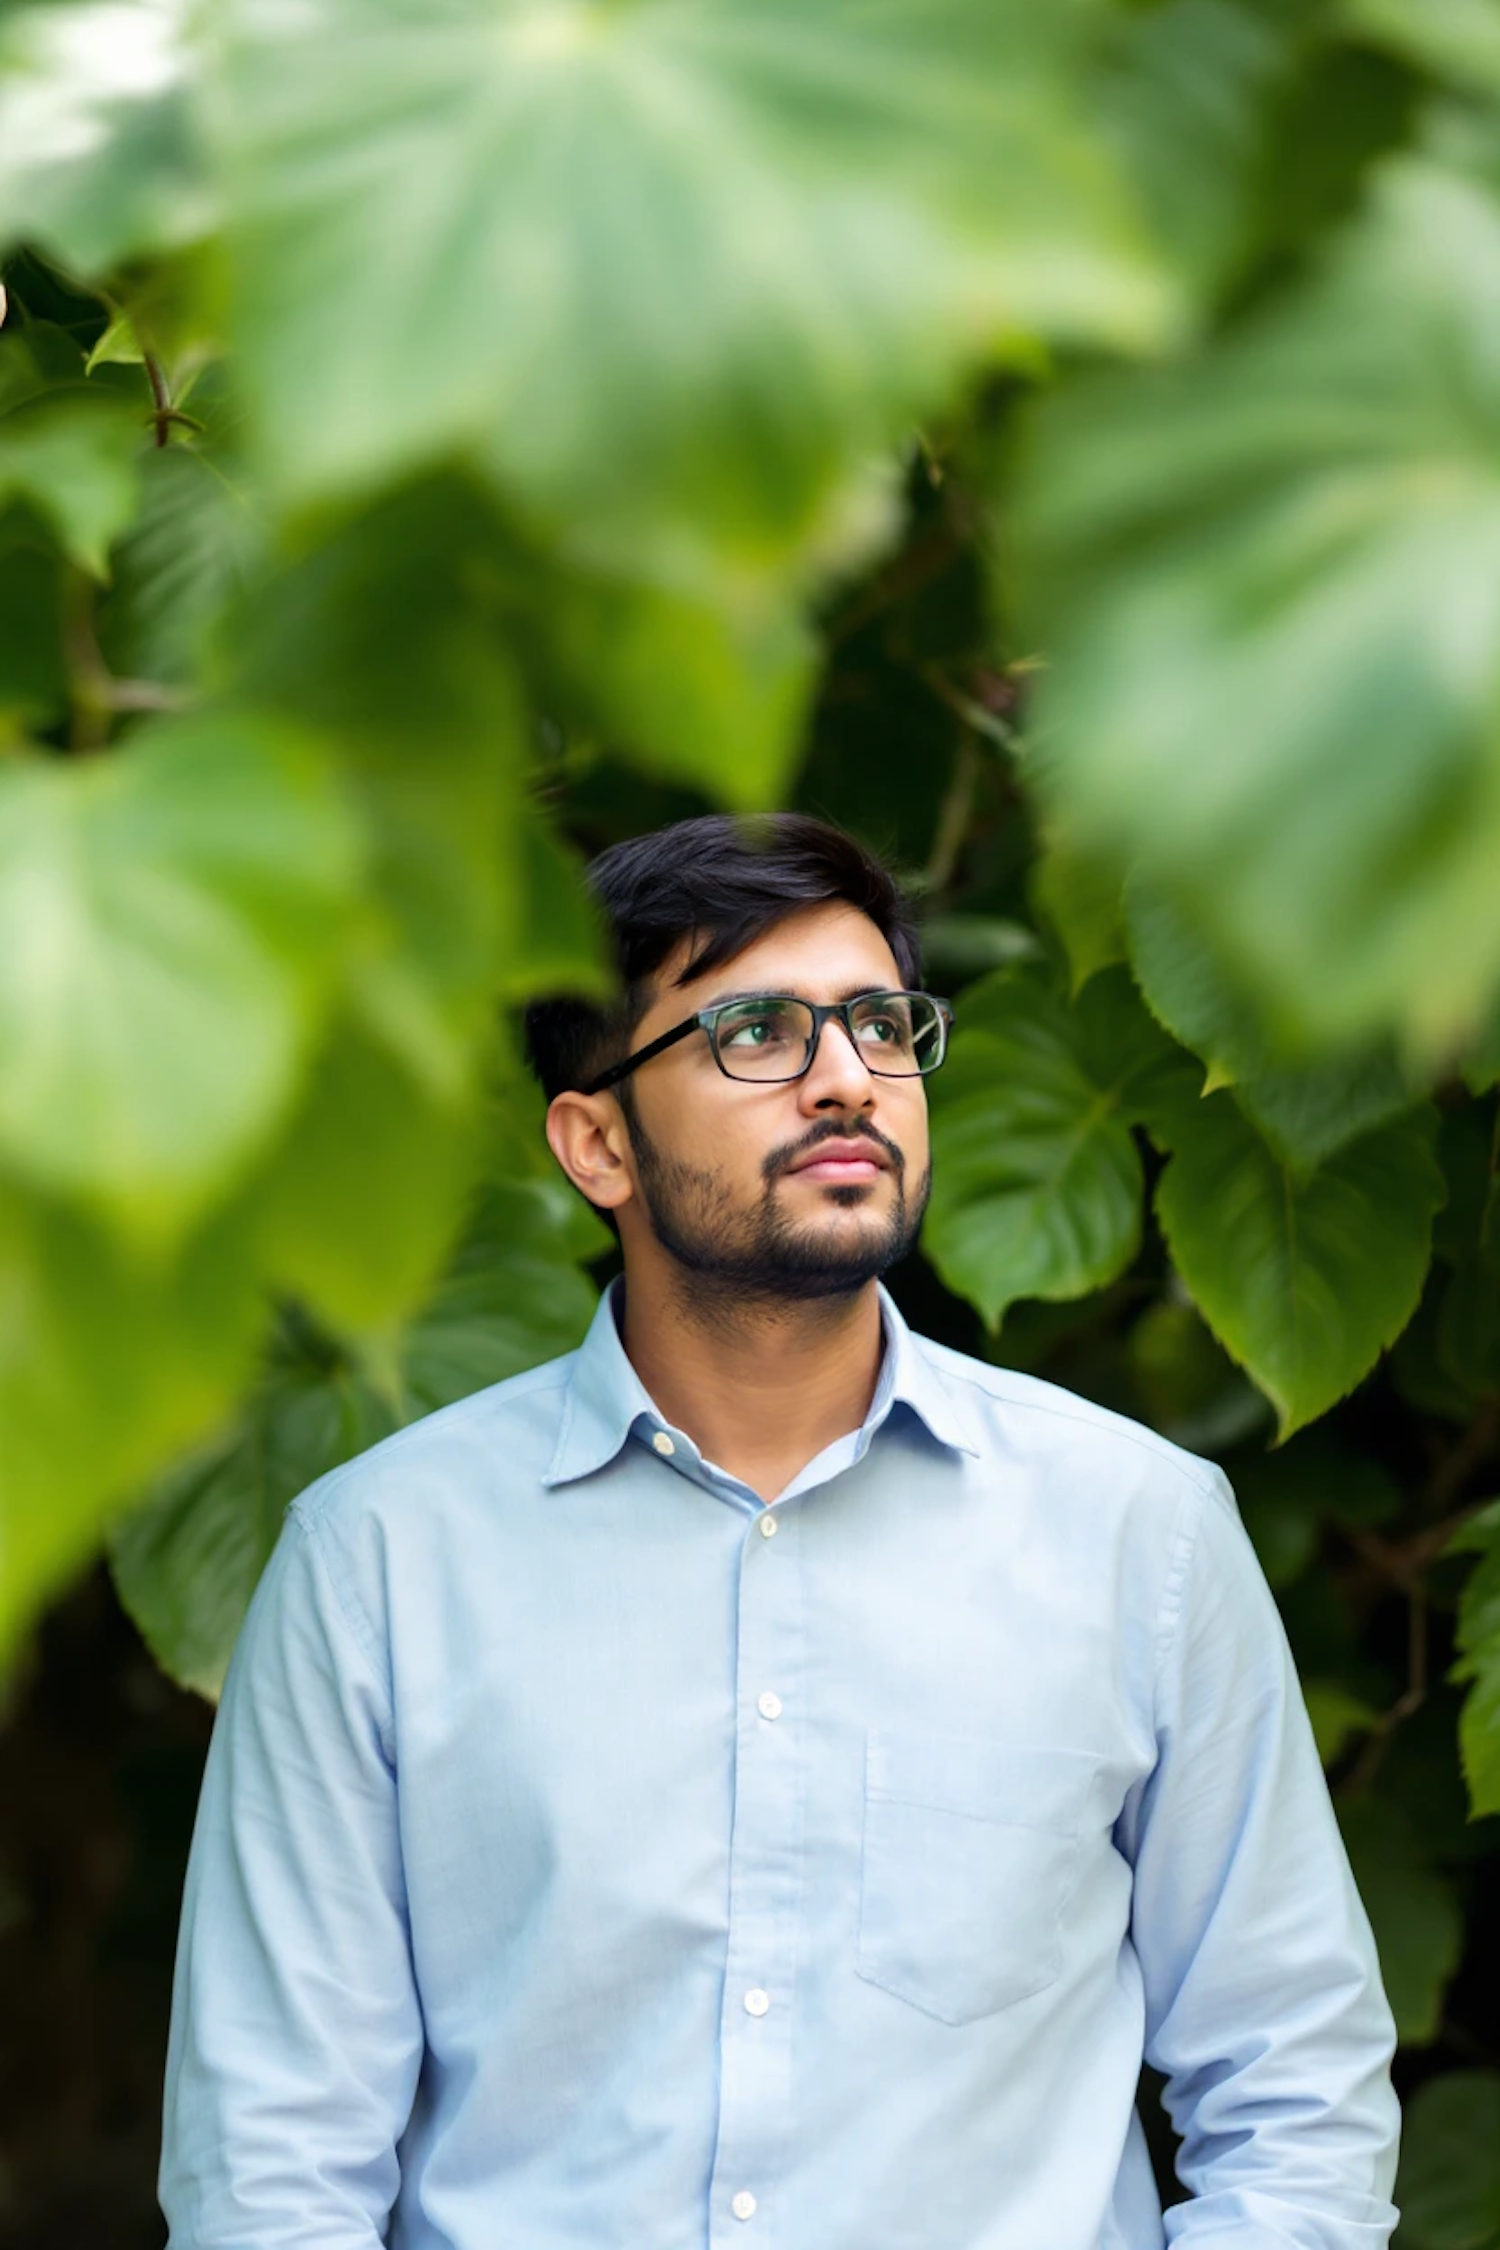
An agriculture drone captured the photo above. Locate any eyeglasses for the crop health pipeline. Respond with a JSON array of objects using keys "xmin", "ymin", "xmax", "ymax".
[{"xmin": 581, "ymin": 990, "xmax": 953, "ymax": 1095}]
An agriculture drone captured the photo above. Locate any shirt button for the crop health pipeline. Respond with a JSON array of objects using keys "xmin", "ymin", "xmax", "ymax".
[
  {"xmin": 757, "ymin": 1691, "xmax": 783, "ymax": 1721},
  {"xmin": 732, "ymin": 2191, "xmax": 758, "ymax": 2221},
  {"xmin": 758, "ymin": 1512, "xmax": 778, "ymax": 1537},
  {"xmin": 651, "ymin": 1430, "xmax": 675, "ymax": 1456},
  {"xmin": 744, "ymin": 1987, "xmax": 770, "ymax": 2016}
]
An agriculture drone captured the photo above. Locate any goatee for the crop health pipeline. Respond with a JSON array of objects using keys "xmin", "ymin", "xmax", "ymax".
[{"xmin": 631, "ymin": 1116, "xmax": 928, "ymax": 1309}]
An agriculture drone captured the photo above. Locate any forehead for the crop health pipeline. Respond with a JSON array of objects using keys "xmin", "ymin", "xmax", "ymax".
[{"xmin": 665, "ymin": 902, "xmax": 904, "ymax": 1009}]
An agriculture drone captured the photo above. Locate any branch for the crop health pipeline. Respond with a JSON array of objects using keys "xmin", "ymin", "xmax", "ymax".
[
  {"xmin": 1341, "ymin": 1581, "xmax": 1428, "ymax": 1795},
  {"xmin": 143, "ymin": 352, "xmax": 174, "ymax": 449}
]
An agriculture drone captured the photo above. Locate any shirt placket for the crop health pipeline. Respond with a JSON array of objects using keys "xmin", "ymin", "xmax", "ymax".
[{"xmin": 707, "ymin": 1497, "xmax": 807, "ymax": 2246}]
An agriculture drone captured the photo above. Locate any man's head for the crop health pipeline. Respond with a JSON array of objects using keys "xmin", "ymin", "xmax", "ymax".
[{"xmin": 526, "ymin": 815, "xmax": 939, "ymax": 1312}]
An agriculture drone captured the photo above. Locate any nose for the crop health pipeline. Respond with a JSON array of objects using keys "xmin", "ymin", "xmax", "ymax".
[{"xmin": 797, "ymin": 1014, "xmax": 876, "ymax": 1114}]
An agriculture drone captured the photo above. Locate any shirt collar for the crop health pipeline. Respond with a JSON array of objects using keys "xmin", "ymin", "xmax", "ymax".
[{"xmin": 541, "ymin": 1278, "xmax": 980, "ymax": 1490}]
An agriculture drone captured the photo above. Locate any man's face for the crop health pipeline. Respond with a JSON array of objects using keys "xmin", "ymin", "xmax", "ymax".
[{"xmin": 615, "ymin": 902, "xmax": 932, "ymax": 1304}]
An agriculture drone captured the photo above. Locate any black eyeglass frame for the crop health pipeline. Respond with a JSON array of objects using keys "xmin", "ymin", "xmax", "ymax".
[{"xmin": 580, "ymin": 991, "xmax": 955, "ymax": 1097}]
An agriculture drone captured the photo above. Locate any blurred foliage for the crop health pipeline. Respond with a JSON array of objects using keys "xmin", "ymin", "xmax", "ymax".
[{"xmin": 3, "ymin": 0, "xmax": 1500, "ymax": 2240}]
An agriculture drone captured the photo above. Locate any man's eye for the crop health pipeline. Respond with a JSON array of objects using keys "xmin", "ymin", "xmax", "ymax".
[{"xmin": 723, "ymin": 1012, "xmax": 791, "ymax": 1047}]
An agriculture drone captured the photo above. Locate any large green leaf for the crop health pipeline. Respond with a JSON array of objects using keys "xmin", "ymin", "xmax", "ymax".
[
  {"xmin": 0, "ymin": 387, "xmax": 142, "ymax": 578},
  {"xmin": 109, "ymin": 1179, "xmax": 605, "ymax": 1697},
  {"xmin": 0, "ymin": 1170, "xmax": 262, "ymax": 1655},
  {"xmin": 520, "ymin": 546, "xmax": 818, "ymax": 811},
  {"xmin": 0, "ymin": 0, "xmax": 210, "ymax": 272},
  {"xmin": 1030, "ymin": 834, "xmax": 1125, "ymax": 993},
  {"xmin": 1154, "ymin": 1096, "xmax": 1444, "ymax": 1436},
  {"xmin": 0, "ymin": 714, "xmax": 362, "ymax": 1236},
  {"xmin": 1449, "ymin": 1502, "xmax": 1500, "ymax": 1820},
  {"xmin": 1128, "ymin": 875, "xmax": 1428, "ymax": 1171},
  {"xmin": 246, "ymin": 1009, "xmax": 484, "ymax": 1334},
  {"xmin": 1094, "ymin": 0, "xmax": 1313, "ymax": 303},
  {"xmin": 1337, "ymin": 1794, "xmax": 1464, "ymax": 2046},
  {"xmin": 232, "ymin": 482, "xmax": 538, "ymax": 1092},
  {"xmin": 228, "ymin": 488, "xmax": 605, "ymax": 1326},
  {"xmin": 97, "ymin": 433, "xmax": 263, "ymax": 688},
  {"xmin": 1396, "ymin": 2071, "xmax": 1500, "ymax": 2250},
  {"xmin": 1350, "ymin": 0, "xmax": 1500, "ymax": 96},
  {"xmin": 923, "ymin": 967, "xmax": 1180, "ymax": 1326},
  {"xmin": 219, "ymin": 0, "xmax": 1170, "ymax": 577},
  {"xmin": 1014, "ymin": 153, "xmax": 1500, "ymax": 1056}
]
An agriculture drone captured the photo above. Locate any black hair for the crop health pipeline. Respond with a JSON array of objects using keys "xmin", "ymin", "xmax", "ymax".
[{"xmin": 524, "ymin": 812, "xmax": 921, "ymax": 1101}]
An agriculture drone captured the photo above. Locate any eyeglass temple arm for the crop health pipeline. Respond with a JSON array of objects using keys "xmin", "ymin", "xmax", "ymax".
[{"xmin": 579, "ymin": 1014, "xmax": 703, "ymax": 1097}]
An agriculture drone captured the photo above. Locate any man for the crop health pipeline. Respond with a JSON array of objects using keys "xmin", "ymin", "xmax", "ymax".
[{"xmin": 161, "ymin": 813, "xmax": 1399, "ymax": 2249}]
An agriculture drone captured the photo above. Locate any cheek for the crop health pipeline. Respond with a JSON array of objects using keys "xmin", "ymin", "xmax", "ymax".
[
  {"xmin": 889, "ymin": 1090, "xmax": 930, "ymax": 1172},
  {"xmin": 640, "ymin": 1075, "xmax": 770, "ymax": 1183}
]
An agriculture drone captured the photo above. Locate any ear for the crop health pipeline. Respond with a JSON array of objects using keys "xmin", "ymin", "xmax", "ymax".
[{"xmin": 545, "ymin": 1089, "xmax": 636, "ymax": 1213}]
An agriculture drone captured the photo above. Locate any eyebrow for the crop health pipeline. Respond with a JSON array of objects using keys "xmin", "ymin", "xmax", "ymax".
[{"xmin": 697, "ymin": 983, "xmax": 893, "ymax": 1012}]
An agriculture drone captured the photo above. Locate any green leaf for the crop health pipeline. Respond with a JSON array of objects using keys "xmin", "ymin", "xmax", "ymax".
[
  {"xmin": 527, "ymin": 551, "xmax": 817, "ymax": 811},
  {"xmin": 232, "ymin": 480, "xmax": 532, "ymax": 1091},
  {"xmin": 1302, "ymin": 1681, "xmax": 1377, "ymax": 1766},
  {"xmin": 1463, "ymin": 999, "xmax": 1500, "ymax": 1094},
  {"xmin": 1030, "ymin": 834, "xmax": 1125, "ymax": 991},
  {"xmin": 0, "ymin": 388, "xmax": 142, "ymax": 578},
  {"xmin": 1349, "ymin": 0, "xmax": 1500, "ymax": 98},
  {"xmin": 1125, "ymin": 875, "xmax": 1275, "ymax": 1082},
  {"xmin": 97, "ymin": 435, "xmax": 263, "ymax": 687},
  {"xmin": 1094, "ymin": 0, "xmax": 1311, "ymax": 303},
  {"xmin": 1449, "ymin": 1501, "xmax": 1500, "ymax": 1819},
  {"xmin": 1232, "ymin": 1053, "xmax": 1421, "ymax": 1176},
  {"xmin": 920, "ymin": 915, "xmax": 1044, "ymax": 982},
  {"xmin": 85, "ymin": 313, "xmax": 146, "ymax": 375},
  {"xmin": 924, "ymin": 967, "xmax": 1171, "ymax": 1326},
  {"xmin": 1391, "ymin": 1267, "xmax": 1490, "ymax": 1425},
  {"xmin": 0, "ymin": 528, "xmax": 68, "ymax": 732},
  {"xmin": 247, "ymin": 1009, "xmax": 483, "ymax": 1334},
  {"xmin": 498, "ymin": 806, "xmax": 608, "ymax": 1003},
  {"xmin": 1126, "ymin": 872, "xmax": 1424, "ymax": 1164},
  {"xmin": 1154, "ymin": 1097, "xmax": 1444, "ymax": 1437},
  {"xmin": 220, "ymin": 0, "xmax": 1171, "ymax": 570},
  {"xmin": 109, "ymin": 1178, "xmax": 603, "ymax": 1697},
  {"xmin": 0, "ymin": 1171, "xmax": 262, "ymax": 1656},
  {"xmin": 1337, "ymin": 1794, "xmax": 1464, "ymax": 2046},
  {"xmin": 1015, "ymin": 154, "xmax": 1500, "ymax": 1056},
  {"xmin": 1396, "ymin": 2071, "xmax": 1500, "ymax": 2250},
  {"xmin": 0, "ymin": 715, "xmax": 362, "ymax": 1237},
  {"xmin": 0, "ymin": 0, "xmax": 212, "ymax": 273}
]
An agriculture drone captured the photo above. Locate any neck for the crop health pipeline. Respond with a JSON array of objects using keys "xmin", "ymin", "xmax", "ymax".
[{"xmin": 618, "ymin": 1262, "xmax": 886, "ymax": 1502}]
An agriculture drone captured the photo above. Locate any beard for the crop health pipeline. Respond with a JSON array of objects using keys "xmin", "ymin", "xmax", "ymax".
[{"xmin": 629, "ymin": 1113, "xmax": 929, "ymax": 1308}]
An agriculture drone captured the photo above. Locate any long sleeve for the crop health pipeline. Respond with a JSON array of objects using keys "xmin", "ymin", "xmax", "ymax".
[
  {"xmin": 160, "ymin": 1504, "xmax": 423, "ymax": 2248},
  {"xmin": 1127, "ymin": 1469, "xmax": 1400, "ymax": 2248}
]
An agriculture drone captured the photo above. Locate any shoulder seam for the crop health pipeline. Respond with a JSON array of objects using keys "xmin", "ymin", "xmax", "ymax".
[
  {"xmin": 922, "ymin": 1348, "xmax": 1221, "ymax": 1498},
  {"xmin": 293, "ymin": 1373, "xmax": 574, "ymax": 1533},
  {"xmin": 287, "ymin": 1508, "xmax": 392, "ymax": 1728}
]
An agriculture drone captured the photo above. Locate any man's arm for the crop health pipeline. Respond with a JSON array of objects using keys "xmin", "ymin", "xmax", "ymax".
[
  {"xmin": 160, "ymin": 1502, "xmax": 423, "ymax": 2247},
  {"xmin": 1124, "ymin": 1468, "xmax": 1400, "ymax": 2249}
]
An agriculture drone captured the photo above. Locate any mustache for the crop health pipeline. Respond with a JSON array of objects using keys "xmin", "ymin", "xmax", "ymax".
[{"xmin": 761, "ymin": 1116, "xmax": 906, "ymax": 1187}]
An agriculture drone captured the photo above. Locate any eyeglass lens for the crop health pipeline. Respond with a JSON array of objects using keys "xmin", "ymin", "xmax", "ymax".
[{"xmin": 711, "ymin": 994, "xmax": 944, "ymax": 1081}]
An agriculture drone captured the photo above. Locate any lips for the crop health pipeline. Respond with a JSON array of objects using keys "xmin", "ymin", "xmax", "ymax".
[{"xmin": 786, "ymin": 1139, "xmax": 891, "ymax": 1183}]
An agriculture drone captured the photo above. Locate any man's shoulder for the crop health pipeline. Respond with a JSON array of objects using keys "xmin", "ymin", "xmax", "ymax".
[
  {"xmin": 908, "ymin": 1328, "xmax": 1228, "ymax": 1511},
  {"xmin": 292, "ymin": 1348, "xmax": 579, "ymax": 1542}
]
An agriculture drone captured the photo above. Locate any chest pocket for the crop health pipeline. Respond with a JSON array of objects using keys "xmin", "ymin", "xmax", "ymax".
[{"xmin": 855, "ymin": 1729, "xmax": 1100, "ymax": 2027}]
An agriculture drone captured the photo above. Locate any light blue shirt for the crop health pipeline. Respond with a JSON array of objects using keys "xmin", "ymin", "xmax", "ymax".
[{"xmin": 161, "ymin": 1282, "xmax": 1399, "ymax": 2250}]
